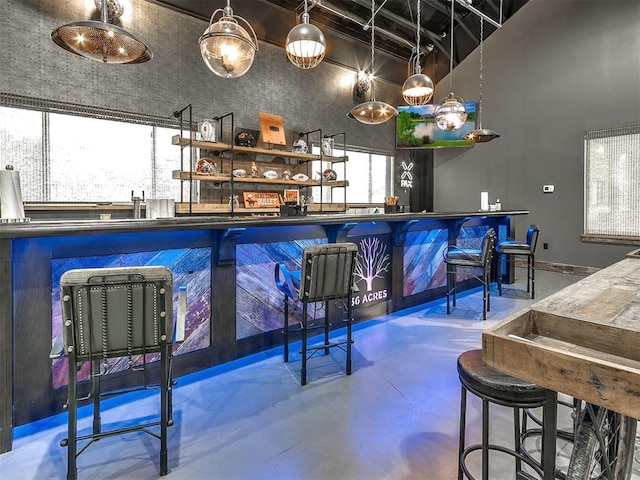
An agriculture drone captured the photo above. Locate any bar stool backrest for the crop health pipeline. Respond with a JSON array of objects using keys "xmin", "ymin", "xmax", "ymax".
[
  {"xmin": 527, "ymin": 225, "xmax": 540, "ymax": 253},
  {"xmin": 298, "ymin": 243, "xmax": 358, "ymax": 303},
  {"xmin": 482, "ymin": 228, "xmax": 497, "ymax": 264},
  {"xmin": 60, "ymin": 266, "xmax": 173, "ymax": 363}
]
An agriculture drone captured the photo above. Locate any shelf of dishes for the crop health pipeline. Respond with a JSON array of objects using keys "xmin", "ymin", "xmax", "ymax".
[
  {"xmin": 171, "ymin": 136, "xmax": 348, "ymax": 163},
  {"xmin": 171, "ymin": 170, "xmax": 349, "ymax": 188},
  {"xmin": 175, "ymin": 202, "xmax": 346, "ymax": 214}
]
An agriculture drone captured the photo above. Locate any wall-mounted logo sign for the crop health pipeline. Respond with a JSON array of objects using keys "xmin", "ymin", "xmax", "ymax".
[
  {"xmin": 352, "ymin": 236, "xmax": 391, "ymax": 307},
  {"xmin": 401, "ymin": 161, "xmax": 414, "ymax": 189}
]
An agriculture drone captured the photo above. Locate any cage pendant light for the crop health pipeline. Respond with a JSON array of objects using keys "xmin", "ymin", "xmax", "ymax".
[
  {"xmin": 285, "ymin": 0, "xmax": 326, "ymax": 69},
  {"xmin": 463, "ymin": 19, "xmax": 500, "ymax": 143},
  {"xmin": 348, "ymin": 0, "xmax": 398, "ymax": 125},
  {"xmin": 51, "ymin": 0, "xmax": 152, "ymax": 64},
  {"xmin": 402, "ymin": 0, "xmax": 434, "ymax": 105},
  {"xmin": 434, "ymin": 0, "xmax": 467, "ymax": 131},
  {"xmin": 199, "ymin": 0, "xmax": 258, "ymax": 79}
]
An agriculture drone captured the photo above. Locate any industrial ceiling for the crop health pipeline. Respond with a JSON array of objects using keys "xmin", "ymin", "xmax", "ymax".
[{"xmin": 149, "ymin": 0, "xmax": 528, "ymax": 85}]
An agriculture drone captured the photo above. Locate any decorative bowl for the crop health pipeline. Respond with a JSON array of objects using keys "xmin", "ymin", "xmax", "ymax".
[
  {"xmin": 232, "ymin": 168, "xmax": 247, "ymax": 178},
  {"xmin": 292, "ymin": 173, "xmax": 309, "ymax": 182},
  {"xmin": 263, "ymin": 170, "xmax": 278, "ymax": 180}
]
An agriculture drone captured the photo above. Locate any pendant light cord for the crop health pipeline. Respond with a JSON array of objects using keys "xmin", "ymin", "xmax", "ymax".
[
  {"xmin": 478, "ymin": 18, "xmax": 484, "ymax": 127},
  {"xmin": 415, "ymin": 0, "xmax": 421, "ymax": 73},
  {"xmin": 370, "ymin": 0, "xmax": 376, "ymax": 100},
  {"xmin": 449, "ymin": 0, "xmax": 454, "ymax": 92}
]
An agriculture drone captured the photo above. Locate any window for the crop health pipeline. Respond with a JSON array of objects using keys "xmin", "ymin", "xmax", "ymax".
[
  {"xmin": 584, "ymin": 125, "xmax": 640, "ymax": 238},
  {"xmin": 311, "ymin": 145, "xmax": 393, "ymax": 204},
  {"xmin": 0, "ymin": 103, "xmax": 181, "ymax": 203}
]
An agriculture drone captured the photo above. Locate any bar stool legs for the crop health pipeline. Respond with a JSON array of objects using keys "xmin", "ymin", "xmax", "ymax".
[{"xmin": 457, "ymin": 349, "xmax": 545, "ymax": 480}]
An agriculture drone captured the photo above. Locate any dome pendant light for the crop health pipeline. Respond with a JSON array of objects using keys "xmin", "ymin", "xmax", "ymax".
[
  {"xmin": 402, "ymin": 0, "xmax": 434, "ymax": 105},
  {"xmin": 285, "ymin": 0, "xmax": 326, "ymax": 69},
  {"xmin": 434, "ymin": 0, "xmax": 467, "ymax": 131},
  {"xmin": 51, "ymin": 0, "xmax": 152, "ymax": 64},
  {"xmin": 348, "ymin": 0, "xmax": 398, "ymax": 125},
  {"xmin": 199, "ymin": 0, "xmax": 258, "ymax": 79},
  {"xmin": 463, "ymin": 18, "xmax": 500, "ymax": 143}
]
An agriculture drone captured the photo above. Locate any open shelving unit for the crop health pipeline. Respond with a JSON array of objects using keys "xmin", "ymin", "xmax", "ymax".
[{"xmin": 172, "ymin": 106, "xmax": 349, "ymax": 216}]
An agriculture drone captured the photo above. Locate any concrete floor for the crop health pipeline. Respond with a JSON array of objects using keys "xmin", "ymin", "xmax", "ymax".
[{"xmin": 2, "ymin": 269, "xmax": 638, "ymax": 479}]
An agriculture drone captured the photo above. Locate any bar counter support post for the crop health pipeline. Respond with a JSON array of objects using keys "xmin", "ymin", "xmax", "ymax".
[{"xmin": 0, "ymin": 238, "xmax": 12, "ymax": 453}]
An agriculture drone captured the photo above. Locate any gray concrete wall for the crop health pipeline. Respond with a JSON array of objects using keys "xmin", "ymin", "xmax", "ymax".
[
  {"xmin": 0, "ymin": 0, "xmax": 405, "ymax": 180},
  {"xmin": 432, "ymin": 0, "xmax": 640, "ymax": 269}
]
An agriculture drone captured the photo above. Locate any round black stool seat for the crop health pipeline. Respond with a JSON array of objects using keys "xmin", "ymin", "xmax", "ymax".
[
  {"xmin": 457, "ymin": 349, "xmax": 546, "ymax": 480},
  {"xmin": 457, "ymin": 349, "xmax": 546, "ymax": 405}
]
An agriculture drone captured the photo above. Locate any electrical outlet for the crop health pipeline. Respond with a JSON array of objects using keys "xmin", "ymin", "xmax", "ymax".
[
  {"xmin": 543, "ymin": 185, "xmax": 554, "ymax": 193},
  {"xmin": 543, "ymin": 243, "xmax": 549, "ymax": 249}
]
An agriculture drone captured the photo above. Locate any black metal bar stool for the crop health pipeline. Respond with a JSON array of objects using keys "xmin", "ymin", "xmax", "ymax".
[
  {"xmin": 457, "ymin": 349, "xmax": 546, "ymax": 480},
  {"xmin": 274, "ymin": 242, "xmax": 358, "ymax": 386},
  {"xmin": 496, "ymin": 225, "xmax": 540, "ymax": 299},
  {"xmin": 445, "ymin": 228, "xmax": 496, "ymax": 320}
]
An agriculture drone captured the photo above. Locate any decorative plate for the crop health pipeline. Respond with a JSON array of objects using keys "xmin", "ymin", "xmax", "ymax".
[
  {"xmin": 199, "ymin": 119, "xmax": 216, "ymax": 142},
  {"xmin": 196, "ymin": 157, "xmax": 217, "ymax": 175},
  {"xmin": 292, "ymin": 173, "xmax": 309, "ymax": 182},
  {"xmin": 263, "ymin": 170, "xmax": 278, "ymax": 180},
  {"xmin": 232, "ymin": 168, "xmax": 247, "ymax": 178},
  {"xmin": 321, "ymin": 137, "xmax": 334, "ymax": 156}
]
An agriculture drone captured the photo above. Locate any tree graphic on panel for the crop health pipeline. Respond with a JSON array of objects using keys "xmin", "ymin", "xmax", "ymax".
[{"xmin": 354, "ymin": 237, "xmax": 391, "ymax": 291}]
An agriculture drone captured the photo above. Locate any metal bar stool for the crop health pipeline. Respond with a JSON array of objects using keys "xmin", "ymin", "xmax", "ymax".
[
  {"xmin": 497, "ymin": 224, "xmax": 540, "ymax": 299},
  {"xmin": 51, "ymin": 266, "xmax": 185, "ymax": 480},
  {"xmin": 445, "ymin": 228, "xmax": 496, "ymax": 320},
  {"xmin": 457, "ymin": 349, "xmax": 546, "ymax": 480},
  {"xmin": 275, "ymin": 242, "xmax": 358, "ymax": 386}
]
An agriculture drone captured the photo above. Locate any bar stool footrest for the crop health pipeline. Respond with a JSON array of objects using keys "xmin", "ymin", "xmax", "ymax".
[{"xmin": 460, "ymin": 443, "xmax": 544, "ymax": 480}]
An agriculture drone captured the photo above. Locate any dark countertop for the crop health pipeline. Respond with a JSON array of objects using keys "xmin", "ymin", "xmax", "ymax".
[{"xmin": 0, "ymin": 210, "xmax": 528, "ymax": 239}]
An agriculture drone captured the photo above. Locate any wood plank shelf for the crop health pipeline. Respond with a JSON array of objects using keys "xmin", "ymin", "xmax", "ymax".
[
  {"xmin": 171, "ymin": 170, "xmax": 348, "ymax": 188},
  {"xmin": 171, "ymin": 136, "xmax": 320, "ymax": 161},
  {"xmin": 175, "ymin": 202, "xmax": 346, "ymax": 214}
]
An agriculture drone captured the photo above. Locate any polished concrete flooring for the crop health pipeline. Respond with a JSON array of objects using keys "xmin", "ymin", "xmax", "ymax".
[{"xmin": 2, "ymin": 269, "xmax": 639, "ymax": 479}]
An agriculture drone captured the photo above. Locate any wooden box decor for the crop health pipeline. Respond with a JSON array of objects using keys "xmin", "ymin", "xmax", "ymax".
[
  {"xmin": 259, "ymin": 112, "xmax": 286, "ymax": 146},
  {"xmin": 483, "ymin": 308, "xmax": 640, "ymax": 420},
  {"xmin": 242, "ymin": 192, "xmax": 280, "ymax": 208}
]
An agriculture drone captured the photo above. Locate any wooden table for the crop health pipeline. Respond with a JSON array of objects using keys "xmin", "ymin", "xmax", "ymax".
[{"xmin": 483, "ymin": 250, "xmax": 640, "ymax": 480}]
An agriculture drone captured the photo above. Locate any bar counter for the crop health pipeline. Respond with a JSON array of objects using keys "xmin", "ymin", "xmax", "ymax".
[{"xmin": 0, "ymin": 209, "xmax": 527, "ymax": 453}]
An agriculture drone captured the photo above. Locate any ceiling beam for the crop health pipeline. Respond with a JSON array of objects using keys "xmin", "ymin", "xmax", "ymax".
[{"xmin": 350, "ymin": 0, "xmax": 447, "ymax": 57}]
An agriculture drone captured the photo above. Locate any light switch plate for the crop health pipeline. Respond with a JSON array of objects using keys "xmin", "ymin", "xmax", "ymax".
[{"xmin": 543, "ymin": 185, "xmax": 554, "ymax": 193}]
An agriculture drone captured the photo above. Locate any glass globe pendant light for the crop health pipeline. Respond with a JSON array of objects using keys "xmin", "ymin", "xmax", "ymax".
[
  {"xmin": 348, "ymin": 0, "xmax": 398, "ymax": 125},
  {"xmin": 463, "ymin": 18, "xmax": 500, "ymax": 143},
  {"xmin": 51, "ymin": 0, "xmax": 152, "ymax": 64},
  {"xmin": 199, "ymin": 0, "xmax": 258, "ymax": 79},
  {"xmin": 434, "ymin": 0, "xmax": 467, "ymax": 131},
  {"xmin": 285, "ymin": 0, "xmax": 326, "ymax": 69},
  {"xmin": 402, "ymin": 0, "xmax": 434, "ymax": 105}
]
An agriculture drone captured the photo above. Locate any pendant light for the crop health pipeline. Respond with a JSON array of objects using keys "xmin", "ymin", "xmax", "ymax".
[
  {"xmin": 434, "ymin": 0, "xmax": 467, "ymax": 131},
  {"xmin": 285, "ymin": 0, "xmax": 326, "ymax": 69},
  {"xmin": 51, "ymin": 0, "xmax": 152, "ymax": 64},
  {"xmin": 348, "ymin": 0, "xmax": 398, "ymax": 125},
  {"xmin": 199, "ymin": 0, "xmax": 258, "ymax": 79},
  {"xmin": 463, "ymin": 19, "xmax": 500, "ymax": 143},
  {"xmin": 402, "ymin": 0, "xmax": 434, "ymax": 105}
]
